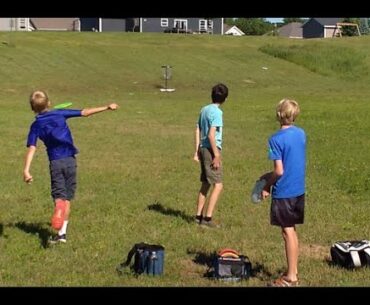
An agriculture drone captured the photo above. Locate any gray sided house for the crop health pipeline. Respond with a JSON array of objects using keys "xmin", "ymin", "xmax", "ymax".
[
  {"xmin": 140, "ymin": 18, "xmax": 223, "ymax": 34},
  {"xmin": 302, "ymin": 18, "xmax": 342, "ymax": 38},
  {"xmin": 80, "ymin": 18, "xmax": 138, "ymax": 32},
  {"xmin": 80, "ymin": 18, "xmax": 223, "ymax": 34}
]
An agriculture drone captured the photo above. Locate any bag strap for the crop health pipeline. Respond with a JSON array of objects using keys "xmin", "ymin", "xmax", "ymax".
[
  {"xmin": 122, "ymin": 242, "xmax": 149, "ymax": 267},
  {"xmin": 349, "ymin": 241, "xmax": 370, "ymax": 252},
  {"xmin": 350, "ymin": 251, "xmax": 362, "ymax": 267},
  {"xmin": 334, "ymin": 242, "xmax": 351, "ymax": 252}
]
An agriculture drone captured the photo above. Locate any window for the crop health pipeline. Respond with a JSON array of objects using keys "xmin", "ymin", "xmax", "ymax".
[
  {"xmin": 161, "ymin": 19, "xmax": 169, "ymax": 27},
  {"xmin": 199, "ymin": 19, "xmax": 207, "ymax": 32},
  {"xmin": 174, "ymin": 19, "xmax": 188, "ymax": 31}
]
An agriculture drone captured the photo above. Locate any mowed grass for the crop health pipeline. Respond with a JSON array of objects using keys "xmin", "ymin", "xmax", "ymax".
[{"xmin": 0, "ymin": 32, "xmax": 370, "ymax": 286}]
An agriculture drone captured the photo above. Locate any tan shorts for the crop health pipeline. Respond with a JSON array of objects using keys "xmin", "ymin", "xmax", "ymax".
[{"xmin": 199, "ymin": 147, "xmax": 223, "ymax": 184}]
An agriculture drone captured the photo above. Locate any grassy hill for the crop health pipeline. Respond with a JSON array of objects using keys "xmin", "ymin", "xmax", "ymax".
[{"xmin": 0, "ymin": 32, "xmax": 370, "ymax": 286}]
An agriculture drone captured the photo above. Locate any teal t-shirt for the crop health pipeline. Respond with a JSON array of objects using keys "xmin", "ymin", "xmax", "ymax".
[{"xmin": 197, "ymin": 104, "xmax": 223, "ymax": 149}]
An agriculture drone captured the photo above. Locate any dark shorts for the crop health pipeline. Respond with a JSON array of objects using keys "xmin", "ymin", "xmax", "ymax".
[
  {"xmin": 49, "ymin": 156, "xmax": 77, "ymax": 201},
  {"xmin": 199, "ymin": 147, "xmax": 223, "ymax": 184},
  {"xmin": 270, "ymin": 194, "xmax": 305, "ymax": 227}
]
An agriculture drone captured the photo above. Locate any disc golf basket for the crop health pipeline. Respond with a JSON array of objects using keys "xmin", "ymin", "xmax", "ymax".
[{"xmin": 160, "ymin": 65, "xmax": 175, "ymax": 92}]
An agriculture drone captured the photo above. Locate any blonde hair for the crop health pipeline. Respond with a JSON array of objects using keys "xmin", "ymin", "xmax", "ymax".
[
  {"xmin": 276, "ymin": 98, "xmax": 300, "ymax": 125},
  {"xmin": 29, "ymin": 90, "xmax": 50, "ymax": 113}
]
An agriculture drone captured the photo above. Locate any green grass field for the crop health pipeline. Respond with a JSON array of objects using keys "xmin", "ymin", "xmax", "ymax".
[{"xmin": 0, "ymin": 32, "xmax": 370, "ymax": 286}]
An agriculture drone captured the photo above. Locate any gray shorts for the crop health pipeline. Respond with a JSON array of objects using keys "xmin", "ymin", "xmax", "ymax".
[
  {"xmin": 270, "ymin": 194, "xmax": 305, "ymax": 227},
  {"xmin": 49, "ymin": 156, "xmax": 77, "ymax": 201},
  {"xmin": 199, "ymin": 147, "xmax": 223, "ymax": 184}
]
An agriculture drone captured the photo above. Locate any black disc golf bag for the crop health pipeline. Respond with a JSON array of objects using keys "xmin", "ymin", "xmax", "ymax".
[
  {"xmin": 330, "ymin": 240, "xmax": 370, "ymax": 268},
  {"xmin": 212, "ymin": 248, "xmax": 252, "ymax": 281}
]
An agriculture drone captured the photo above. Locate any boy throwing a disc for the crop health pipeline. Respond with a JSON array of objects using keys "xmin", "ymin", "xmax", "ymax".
[{"xmin": 23, "ymin": 90, "xmax": 119, "ymax": 243}]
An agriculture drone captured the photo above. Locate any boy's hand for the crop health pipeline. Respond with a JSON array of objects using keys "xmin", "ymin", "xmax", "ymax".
[
  {"xmin": 211, "ymin": 155, "xmax": 221, "ymax": 169},
  {"xmin": 262, "ymin": 189, "xmax": 270, "ymax": 200},
  {"xmin": 24, "ymin": 172, "xmax": 33, "ymax": 184},
  {"xmin": 193, "ymin": 151, "xmax": 199, "ymax": 162},
  {"xmin": 108, "ymin": 103, "xmax": 119, "ymax": 110}
]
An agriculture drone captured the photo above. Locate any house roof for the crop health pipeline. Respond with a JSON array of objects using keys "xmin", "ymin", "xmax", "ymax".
[
  {"xmin": 278, "ymin": 22, "xmax": 302, "ymax": 38},
  {"xmin": 224, "ymin": 25, "xmax": 245, "ymax": 35},
  {"xmin": 305, "ymin": 18, "xmax": 342, "ymax": 26},
  {"xmin": 30, "ymin": 18, "xmax": 78, "ymax": 30}
]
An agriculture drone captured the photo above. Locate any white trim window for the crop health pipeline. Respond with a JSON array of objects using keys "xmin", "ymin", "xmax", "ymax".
[
  {"xmin": 199, "ymin": 19, "xmax": 207, "ymax": 32},
  {"xmin": 207, "ymin": 19, "xmax": 214, "ymax": 31},
  {"xmin": 161, "ymin": 18, "xmax": 169, "ymax": 27},
  {"xmin": 174, "ymin": 19, "xmax": 188, "ymax": 31}
]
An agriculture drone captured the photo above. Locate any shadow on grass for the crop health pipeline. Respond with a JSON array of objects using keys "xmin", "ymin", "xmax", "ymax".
[
  {"xmin": 10, "ymin": 221, "xmax": 53, "ymax": 249},
  {"xmin": 147, "ymin": 201, "xmax": 194, "ymax": 223},
  {"xmin": 0, "ymin": 223, "xmax": 3, "ymax": 237},
  {"xmin": 187, "ymin": 248, "xmax": 274, "ymax": 280}
]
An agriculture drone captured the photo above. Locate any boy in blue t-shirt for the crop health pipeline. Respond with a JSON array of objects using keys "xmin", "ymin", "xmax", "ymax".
[
  {"xmin": 261, "ymin": 99, "xmax": 306, "ymax": 287},
  {"xmin": 23, "ymin": 90, "xmax": 119, "ymax": 243}
]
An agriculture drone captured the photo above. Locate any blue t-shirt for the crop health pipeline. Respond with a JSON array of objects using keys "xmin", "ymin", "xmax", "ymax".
[
  {"xmin": 198, "ymin": 104, "xmax": 223, "ymax": 149},
  {"xmin": 26, "ymin": 109, "xmax": 82, "ymax": 161},
  {"xmin": 268, "ymin": 125, "xmax": 306, "ymax": 199}
]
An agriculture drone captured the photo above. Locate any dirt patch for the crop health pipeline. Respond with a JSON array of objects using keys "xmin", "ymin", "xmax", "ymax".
[
  {"xmin": 300, "ymin": 243, "xmax": 329, "ymax": 260},
  {"xmin": 243, "ymin": 79, "xmax": 256, "ymax": 84},
  {"xmin": 179, "ymin": 258, "xmax": 206, "ymax": 277}
]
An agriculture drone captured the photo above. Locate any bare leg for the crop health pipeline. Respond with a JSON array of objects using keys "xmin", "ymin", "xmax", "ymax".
[
  {"xmin": 57, "ymin": 200, "xmax": 70, "ymax": 237},
  {"xmin": 64, "ymin": 200, "xmax": 71, "ymax": 220},
  {"xmin": 205, "ymin": 182, "xmax": 223, "ymax": 217},
  {"xmin": 282, "ymin": 226, "xmax": 299, "ymax": 281},
  {"xmin": 197, "ymin": 182, "xmax": 210, "ymax": 216}
]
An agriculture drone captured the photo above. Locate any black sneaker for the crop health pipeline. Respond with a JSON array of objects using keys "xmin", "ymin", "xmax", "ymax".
[
  {"xmin": 195, "ymin": 215, "xmax": 203, "ymax": 224},
  {"xmin": 200, "ymin": 220, "xmax": 220, "ymax": 228},
  {"xmin": 49, "ymin": 234, "xmax": 67, "ymax": 244}
]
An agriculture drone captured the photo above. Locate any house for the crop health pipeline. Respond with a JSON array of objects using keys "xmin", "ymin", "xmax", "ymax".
[
  {"xmin": 278, "ymin": 22, "xmax": 303, "ymax": 38},
  {"xmin": 142, "ymin": 18, "xmax": 223, "ymax": 34},
  {"xmin": 302, "ymin": 18, "xmax": 342, "ymax": 38},
  {"xmin": 223, "ymin": 24, "xmax": 245, "ymax": 36},
  {"xmin": 80, "ymin": 18, "xmax": 138, "ymax": 32},
  {"xmin": 0, "ymin": 18, "xmax": 79, "ymax": 31},
  {"xmin": 30, "ymin": 18, "xmax": 79, "ymax": 31},
  {"xmin": 0, "ymin": 18, "xmax": 32, "ymax": 31},
  {"xmin": 80, "ymin": 18, "xmax": 224, "ymax": 34}
]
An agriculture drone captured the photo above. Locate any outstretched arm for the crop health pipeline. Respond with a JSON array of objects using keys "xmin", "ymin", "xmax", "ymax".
[
  {"xmin": 81, "ymin": 103, "xmax": 119, "ymax": 117},
  {"xmin": 23, "ymin": 145, "xmax": 36, "ymax": 184},
  {"xmin": 193, "ymin": 125, "xmax": 200, "ymax": 162}
]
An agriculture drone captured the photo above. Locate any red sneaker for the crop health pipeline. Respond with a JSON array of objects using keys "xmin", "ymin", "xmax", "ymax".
[{"xmin": 51, "ymin": 200, "xmax": 66, "ymax": 230}]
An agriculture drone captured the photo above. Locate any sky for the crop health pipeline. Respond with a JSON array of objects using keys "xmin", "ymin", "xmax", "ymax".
[{"xmin": 265, "ymin": 18, "xmax": 284, "ymax": 23}]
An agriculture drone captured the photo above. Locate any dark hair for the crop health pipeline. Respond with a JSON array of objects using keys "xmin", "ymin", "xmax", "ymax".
[{"xmin": 211, "ymin": 83, "xmax": 228, "ymax": 104}]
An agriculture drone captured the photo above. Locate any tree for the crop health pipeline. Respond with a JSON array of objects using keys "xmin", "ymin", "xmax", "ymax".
[
  {"xmin": 283, "ymin": 18, "xmax": 305, "ymax": 24},
  {"xmin": 359, "ymin": 18, "xmax": 369, "ymax": 35},
  {"xmin": 233, "ymin": 18, "xmax": 274, "ymax": 35},
  {"xmin": 341, "ymin": 18, "xmax": 361, "ymax": 36}
]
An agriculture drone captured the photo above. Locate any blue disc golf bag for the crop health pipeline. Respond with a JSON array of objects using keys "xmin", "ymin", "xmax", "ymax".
[{"xmin": 117, "ymin": 242, "xmax": 165, "ymax": 276}]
